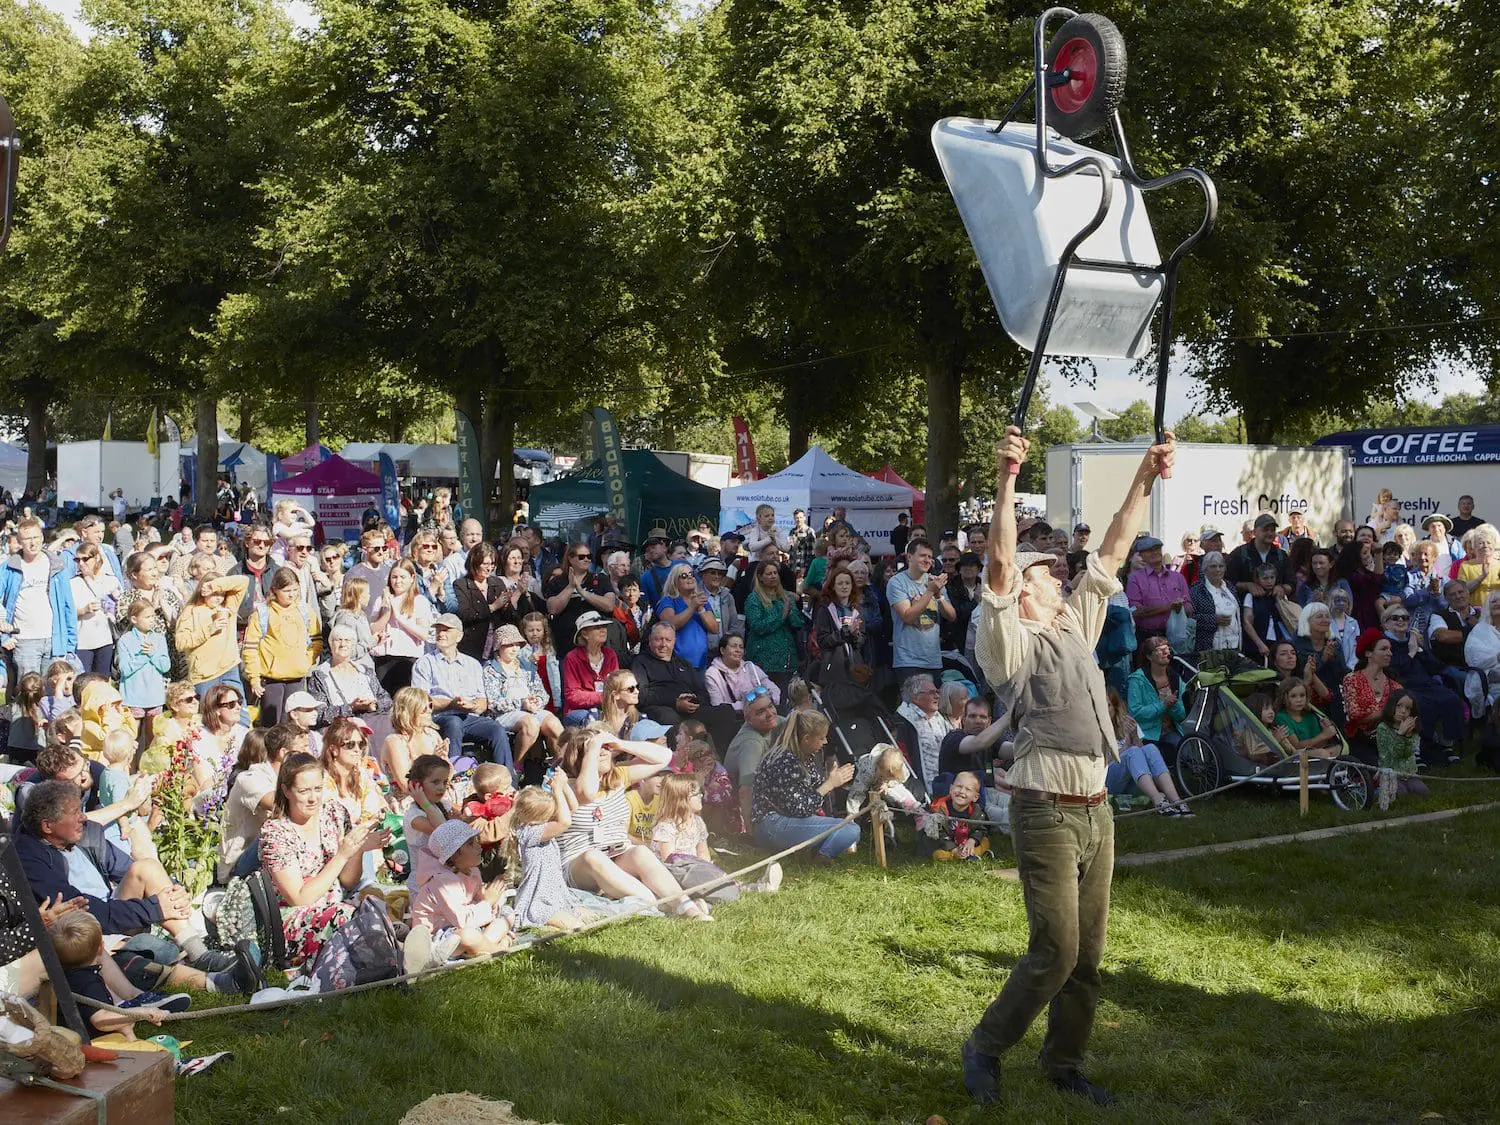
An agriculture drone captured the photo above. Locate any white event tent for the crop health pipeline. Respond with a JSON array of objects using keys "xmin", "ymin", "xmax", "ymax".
[{"xmin": 718, "ymin": 445, "xmax": 910, "ymax": 556}]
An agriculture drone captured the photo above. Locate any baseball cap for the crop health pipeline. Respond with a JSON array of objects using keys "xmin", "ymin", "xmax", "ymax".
[
  {"xmin": 284, "ymin": 691, "xmax": 320, "ymax": 713},
  {"xmin": 1199, "ymin": 526, "xmax": 1224, "ymax": 543},
  {"xmin": 957, "ymin": 551, "xmax": 982, "ymax": 569},
  {"xmin": 1253, "ymin": 513, "xmax": 1278, "ymax": 530},
  {"xmin": 628, "ymin": 718, "xmax": 673, "ymax": 742},
  {"xmin": 699, "ymin": 557, "xmax": 728, "ymax": 573},
  {"xmin": 1073, "ymin": 523, "xmax": 1091, "ymax": 534},
  {"xmin": 1133, "ymin": 535, "xmax": 1164, "ymax": 551},
  {"xmin": 433, "ymin": 613, "xmax": 463, "ymax": 632},
  {"xmin": 720, "ymin": 529, "xmax": 745, "ymax": 542}
]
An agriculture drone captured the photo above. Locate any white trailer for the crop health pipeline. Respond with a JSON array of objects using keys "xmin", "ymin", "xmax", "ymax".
[
  {"xmin": 1045, "ymin": 442, "xmax": 1352, "ymax": 544},
  {"xmin": 57, "ymin": 440, "xmax": 182, "ymax": 511}
]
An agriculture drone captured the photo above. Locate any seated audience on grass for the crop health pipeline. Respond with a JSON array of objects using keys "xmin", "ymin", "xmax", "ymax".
[
  {"xmin": 1375, "ymin": 690, "xmax": 1428, "ymax": 809},
  {"xmin": 1430, "ymin": 580, "xmax": 1481, "ymax": 696},
  {"xmin": 412, "ymin": 614, "xmax": 511, "ymax": 767},
  {"xmin": 632, "ymin": 621, "xmax": 737, "ymax": 749},
  {"xmin": 671, "ymin": 729, "xmax": 739, "ymax": 836},
  {"xmin": 406, "ymin": 819, "xmax": 514, "ymax": 966},
  {"xmin": 219, "ymin": 725, "xmax": 300, "ymax": 882},
  {"xmin": 321, "ymin": 716, "xmax": 388, "ymax": 885},
  {"xmin": 518, "ymin": 611, "xmax": 563, "ymax": 714},
  {"xmin": 924, "ymin": 771, "xmax": 991, "ymax": 860},
  {"xmin": 403, "ymin": 754, "xmax": 455, "ymax": 889},
  {"xmin": 597, "ymin": 668, "xmax": 641, "ymax": 740},
  {"xmin": 555, "ymin": 726, "xmax": 708, "ymax": 919},
  {"xmin": 749, "ymin": 711, "xmax": 860, "ymax": 864},
  {"xmin": 1106, "ymin": 690, "xmax": 1191, "ymax": 816},
  {"xmin": 379, "ymin": 687, "xmax": 446, "ymax": 798},
  {"xmin": 894, "ymin": 673, "xmax": 956, "ymax": 791},
  {"xmin": 1272, "ymin": 677, "xmax": 1341, "ymax": 759},
  {"xmin": 259, "ymin": 752, "xmax": 390, "ymax": 966},
  {"xmin": 703, "ymin": 632, "xmax": 779, "ymax": 713},
  {"xmin": 1456, "ymin": 524, "xmax": 1500, "ymax": 608},
  {"xmin": 1126, "ymin": 635, "xmax": 1186, "ymax": 760},
  {"xmin": 1342, "ymin": 628, "xmax": 1399, "ymax": 760},
  {"xmin": 845, "ymin": 744, "xmax": 927, "ymax": 836},
  {"xmin": 482, "ymin": 623, "xmax": 562, "ymax": 769},
  {"xmin": 308, "ymin": 623, "xmax": 392, "ymax": 727},
  {"xmin": 1294, "ymin": 601, "xmax": 1348, "ymax": 725},
  {"xmin": 16, "ymin": 779, "xmax": 244, "ymax": 982},
  {"xmin": 509, "ymin": 777, "xmax": 590, "ymax": 932},
  {"xmin": 1463, "ymin": 592, "xmax": 1500, "ymax": 710},
  {"xmin": 1381, "ymin": 600, "xmax": 1465, "ymax": 766},
  {"xmin": 651, "ymin": 773, "xmax": 779, "ymax": 905},
  {"xmin": 934, "ymin": 695, "xmax": 1011, "ymax": 795},
  {"xmin": 560, "ymin": 611, "xmax": 618, "ymax": 726},
  {"xmin": 724, "ymin": 688, "xmax": 781, "ymax": 833}
]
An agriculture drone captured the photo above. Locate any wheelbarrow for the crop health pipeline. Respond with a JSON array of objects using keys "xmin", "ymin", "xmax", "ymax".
[
  {"xmin": 0, "ymin": 93, "xmax": 18, "ymax": 256},
  {"xmin": 932, "ymin": 8, "xmax": 1217, "ymax": 473}
]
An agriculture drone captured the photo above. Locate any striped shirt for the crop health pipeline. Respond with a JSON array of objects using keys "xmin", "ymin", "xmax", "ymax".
[{"xmin": 557, "ymin": 766, "xmax": 633, "ymax": 866}]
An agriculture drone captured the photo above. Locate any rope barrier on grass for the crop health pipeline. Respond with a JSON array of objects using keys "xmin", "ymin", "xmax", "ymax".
[{"xmin": 72, "ymin": 808, "xmax": 872, "ymax": 1024}]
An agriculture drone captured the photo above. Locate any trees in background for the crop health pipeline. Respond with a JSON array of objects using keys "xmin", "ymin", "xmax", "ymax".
[{"xmin": 0, "ymin": 0, "xmax": 1496, "ymax": 526}]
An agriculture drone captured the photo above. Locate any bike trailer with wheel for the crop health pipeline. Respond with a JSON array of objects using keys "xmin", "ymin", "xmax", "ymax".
[{"xmin": 1173, "ymin": 660, "xmax": 1372, "ymax": 812}]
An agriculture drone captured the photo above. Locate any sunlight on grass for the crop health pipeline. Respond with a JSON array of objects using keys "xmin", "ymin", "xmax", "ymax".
[{"xmin": 175, "ymin": 803, "xmax": 1500, "ymax": 1125}]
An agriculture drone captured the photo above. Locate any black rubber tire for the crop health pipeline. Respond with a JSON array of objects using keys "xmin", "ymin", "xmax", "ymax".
[
  {"xmin": 1174, "ymin": 734, "xmax": 1220, "ymax": 798},
  {"xmin": 1044, "ymin": 13, "xmax": 1128, "ymax": 140},
  {"xmin": 1327, "ymin": 760, "xmax": 1373, "ymax": 812}
]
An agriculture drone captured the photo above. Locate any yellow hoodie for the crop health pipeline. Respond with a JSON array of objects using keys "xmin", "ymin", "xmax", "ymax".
[
  {"xmin": 80, "ymin": 680, "xmax": 138, "ymax": 761},
  {"xmin": 175, "ymin": 575, "xmax": 250, "ymax": 684},
  {"xmin": 241, "ymin": 597, "xmax": 322, "ymax": 688}
]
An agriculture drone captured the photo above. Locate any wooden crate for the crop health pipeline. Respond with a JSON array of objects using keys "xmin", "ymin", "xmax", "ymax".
[{"xmin": 0, "ymin": 1050, "xmax": 174, "ymax": 1124}]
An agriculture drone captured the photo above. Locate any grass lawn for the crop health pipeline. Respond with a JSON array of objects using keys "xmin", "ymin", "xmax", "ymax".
[{"xmin": 173, "ymin": 775, "xmax": 1500, "ymax": 1125}]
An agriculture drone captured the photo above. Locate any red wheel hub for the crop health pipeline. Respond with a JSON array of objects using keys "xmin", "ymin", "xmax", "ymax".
[{"xmin": 1050, "ymin": 37, "xmax": 1098, "ymax": 114}]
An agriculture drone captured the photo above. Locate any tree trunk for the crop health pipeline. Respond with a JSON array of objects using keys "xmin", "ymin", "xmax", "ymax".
[
  {"xmin": 23, "ymin": 384, "xmax": 48, "ymax": 496},
  {"xmin": 195, "ymin": 392, "xmax": 219, "ymax": 521},
  {"xmin": 493, "ymin": 402, "xmax": 516, "ymax": 537},
  {"xmin": 786, "ymin": 389, "xmax": 810, "ymax": 463},
  {"xmin": 304, "ymin": 400, "xmax": 319, "ymax": 451},
  {"xmin": 924, "ymin": 354, "xmax": 963, "ymax": 534},
  {"xmin": 237, "ymin": 393, "xmax": 254, "ymax": 443}
]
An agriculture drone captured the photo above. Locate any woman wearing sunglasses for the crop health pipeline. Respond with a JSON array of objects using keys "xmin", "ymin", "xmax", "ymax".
[{"xmin": 1380, "ymin": 600, "xmax": 1465, "ymax": 766}]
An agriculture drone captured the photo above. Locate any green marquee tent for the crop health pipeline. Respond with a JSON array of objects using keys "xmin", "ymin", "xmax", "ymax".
[{"xmin": 528, "ymin": 449, "xmax": 720, "ymax": 545}]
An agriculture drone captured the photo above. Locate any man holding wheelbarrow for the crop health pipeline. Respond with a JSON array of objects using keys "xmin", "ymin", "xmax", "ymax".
[{"xmin": 961, "ymin": 424, "xmax": 1175, "ymax": 1107}]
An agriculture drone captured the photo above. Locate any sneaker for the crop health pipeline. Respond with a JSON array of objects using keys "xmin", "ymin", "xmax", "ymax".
[
  {"xmin": 761, "ymin": 862, "xmax": 783, "ymax": 893},
  {"xmin": 1172, "ymin": 801, "xmax": 1196, "ymax": 818},
  {"xmin": 1051, "ymin": 1070, "xmax": 1117, "ymax": 1106},
  {"xmin": 120, "ymin": 991, "xmax": 192, "ymax": 1013},
  {"xmin": 961, "ymin": 1038, "xmax": 1001, "ymax": 1105},
  {"xmin": 1155, "ymin": 802, "xmax": 1183, "ymax": 817},
  {"xmin": 231, "ymin": 941, "xmax": 265, "ymax": 995}
]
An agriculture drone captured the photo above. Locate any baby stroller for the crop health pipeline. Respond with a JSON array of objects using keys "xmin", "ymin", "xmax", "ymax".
[{"xmin": 1172, "ymin": 653, "xmax": 1372, "ymax": 812}]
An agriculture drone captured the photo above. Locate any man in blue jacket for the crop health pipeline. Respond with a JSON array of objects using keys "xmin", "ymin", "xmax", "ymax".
[
  {"xmin": 0, "ymin": 517, "xmax": 77, "ymax": 679},
  {"xmin": 15, "ymin": 780, "xmax": 251, "ymax": 983},
  {"xmin": 60, "ymin": 513, "xmax": 126, "ymax": 585}
]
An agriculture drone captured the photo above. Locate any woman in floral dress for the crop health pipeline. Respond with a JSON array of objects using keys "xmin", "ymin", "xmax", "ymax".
[{"xmin": 259, "ymin": 752, "xmax": 390, "ymax": 965}]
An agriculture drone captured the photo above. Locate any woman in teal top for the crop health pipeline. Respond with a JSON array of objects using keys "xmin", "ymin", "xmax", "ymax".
[
  {"xmin": 1126, "ymin": 634, "xmax": 1187, "ymax": 748},
  {"xmin": 744, "ymin": 560, "xmax": 806, "ymax": 684}
]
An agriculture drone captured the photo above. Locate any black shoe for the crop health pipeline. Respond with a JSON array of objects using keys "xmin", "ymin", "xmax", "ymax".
[
  {"xmin": 961, "ymin": 1038, "xmax": 1001, "ymax": 1105},
  {"xmin": 1051, "ymin": 1070, "xmax": 1117, "ymax": 1107},
  {"xmin": 231, "ymin": 940, "xmax": 265, "ymax": 995}
]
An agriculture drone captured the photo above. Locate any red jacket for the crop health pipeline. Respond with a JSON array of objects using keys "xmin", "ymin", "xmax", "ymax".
[{"xmin": 561, "ymin": 645, "xmax": 619, "ymax": 713}]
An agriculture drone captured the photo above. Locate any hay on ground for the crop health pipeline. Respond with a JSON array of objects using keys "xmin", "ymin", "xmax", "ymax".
[{"xmin": 399, "ymin": 1092, "xmax": 561, "ymax": 1125}]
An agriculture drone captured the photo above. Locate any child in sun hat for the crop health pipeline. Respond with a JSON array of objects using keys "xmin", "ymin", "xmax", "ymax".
[{"xmin": 406, "ymin": 818, "xmax": 515, "ymax": 971}]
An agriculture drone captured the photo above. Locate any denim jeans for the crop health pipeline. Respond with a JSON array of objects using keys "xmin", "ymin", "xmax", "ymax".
[
  {"xmin": 77, "ymin": 644, "xmax": 115, "ymax": 678},
  {"xmin": 562, "ymin": 708, "xmax": 599, "ymax": 728},
  {"xmin": 9, "ymin": 637, "xmax": 50, "ymax": 680},
  {"xmin": 753, "ymin": 811, "xmax": 860, "ymax": 859},
  {"xmin": 434, "ymin": 711, "xmax": 513, "ymax": 769},
  {"xmin": 971, "ymin": 795, "xmax": 1114, "ymax": 1077}
]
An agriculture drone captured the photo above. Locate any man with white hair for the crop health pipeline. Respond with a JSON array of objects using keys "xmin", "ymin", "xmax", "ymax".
[
  {"xmin": 442, "ymin": 518, "xmax": 487, "ymax": 583},
  {"xmin": 960, "ymin": 424, "xmax": 1174, "ymax": 1109}
]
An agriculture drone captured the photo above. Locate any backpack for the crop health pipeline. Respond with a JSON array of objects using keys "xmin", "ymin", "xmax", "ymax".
[
  {"xmin": 213, "ymin": 869, "xmax": 289, "ymax": 969},
  {"xmin": 309, "ymin": 897, "xmax": 402, "ymax": 991},
  {"xmin": 255, "ymin": 599, "xmax": 311, "ymax": 639}
]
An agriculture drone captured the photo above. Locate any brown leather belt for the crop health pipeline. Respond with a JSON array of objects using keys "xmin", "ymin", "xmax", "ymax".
[{"xmin": 1004, "ymin": 786, "xmax": 1109, "ymax": 808}]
